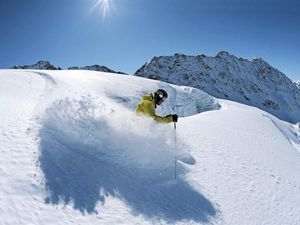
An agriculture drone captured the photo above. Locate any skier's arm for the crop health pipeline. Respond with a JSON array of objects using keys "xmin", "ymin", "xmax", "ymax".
[{"xmin": 142, "ymin": 101, "xmax": 173, "ymax": 123}]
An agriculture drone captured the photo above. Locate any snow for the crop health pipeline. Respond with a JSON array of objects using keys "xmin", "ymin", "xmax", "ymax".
[
  {"xmin": 294, "ymin": 80, "xmax": 300, "ymax": 89},
  {"xmin": 0, "ymin": 69, "xmax": 300, "ymax": 225}
]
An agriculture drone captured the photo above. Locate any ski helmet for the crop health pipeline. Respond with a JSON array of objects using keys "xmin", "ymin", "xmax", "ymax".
[{"xmin": 154, "ymin": 89, "xmax": 168, "ymax": 105}]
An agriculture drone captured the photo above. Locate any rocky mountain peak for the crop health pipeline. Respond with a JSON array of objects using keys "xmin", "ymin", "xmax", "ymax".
[
  {"xmin": 68, "ymin": 64, "xmax": 126, "ymax": 74},
  {"xmin": 11, "ymin": 61, "xmax": 60, "ymax": 70}
]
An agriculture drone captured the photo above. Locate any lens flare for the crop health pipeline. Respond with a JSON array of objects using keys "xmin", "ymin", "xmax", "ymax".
[{"xmin": 90, "ymin": 0, "xmax": 111, "ymax": 21}]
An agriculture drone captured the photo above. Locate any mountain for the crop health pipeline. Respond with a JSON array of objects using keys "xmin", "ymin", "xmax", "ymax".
[
  {"xmin": 68, "ymin": 64, "xmax": 126, "ymax": 74},
  {"xmin": 134, "ymin": 52, "xmax": 300, "ymax": 123},
  {"xmin": 10, "ymin": 61, "xmax": 126, "ymax": 74},
  {"xmin": 1, "ymin": 68, "xmax": 300, "ymax": 225},
  {"xmin": 295, "ymin": 80, "xmax": 300, "ymax": 89},
  {"xmin": 11, "ymin": 60, "xmax": 60, "ymax": 70}
]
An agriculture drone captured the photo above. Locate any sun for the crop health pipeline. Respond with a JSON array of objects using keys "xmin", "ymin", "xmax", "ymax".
[{"xmin": 90, "ymin": 0, "xmax": 112, "ymax": 21}]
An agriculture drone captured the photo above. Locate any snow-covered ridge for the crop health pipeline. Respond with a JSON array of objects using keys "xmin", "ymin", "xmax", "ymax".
[
  {"xmin": 10, "ymin": 61, "xmax": 126, "ymax": 74},
  {"xmin": 134, "ymin": 51, "xmax": 300, "ymax": 123},
  {"xmin": 294, "ymin": 80, "xmax": 300, "ymax": 89}
]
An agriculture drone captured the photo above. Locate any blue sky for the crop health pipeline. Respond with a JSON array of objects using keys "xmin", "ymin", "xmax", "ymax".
[{"xmin": 0, "ymin": 0, "xmax": 299, "ymax": 80}]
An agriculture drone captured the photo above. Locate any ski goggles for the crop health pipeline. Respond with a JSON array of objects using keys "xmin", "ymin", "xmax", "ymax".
[
  {"xmin": 158, "ymin": 91, "xmax": 166, "ymax": 99},
  {"xmin": 156, "ymin": 94, "xmax": 167, "ymax": 105},
  {"xmin": 158, "ymin": 93, "xmax": 167, "ymax": 102}
]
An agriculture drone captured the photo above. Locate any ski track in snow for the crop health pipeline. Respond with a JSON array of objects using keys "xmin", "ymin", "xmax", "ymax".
[{"xmin": 31, "ymin": 71, "xmax": 57, "ymax": 86}]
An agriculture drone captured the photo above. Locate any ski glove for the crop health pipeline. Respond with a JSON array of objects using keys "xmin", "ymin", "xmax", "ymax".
[{"xmin": 172, "ymin": 114, "xmax": 178, "ymax": 122}]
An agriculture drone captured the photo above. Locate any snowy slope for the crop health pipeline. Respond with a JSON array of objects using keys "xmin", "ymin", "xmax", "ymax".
[
  {"xmin": 134, "ymin": 52, "xmax": 300, "ymax": 124},
  {"xmin": 0, "ymin": 69, "xmax": 300, "ymax": 225}
]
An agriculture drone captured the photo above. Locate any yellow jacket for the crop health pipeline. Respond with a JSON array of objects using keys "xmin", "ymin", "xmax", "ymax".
[{"xmin": 135, "ymin": 93, "xmax": 173, "ymax": 123}]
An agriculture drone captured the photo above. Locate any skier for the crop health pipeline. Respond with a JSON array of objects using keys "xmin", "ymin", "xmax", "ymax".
[{"xmin": 135, "ymin": 89, "xmax": 178, "ymax": 123}]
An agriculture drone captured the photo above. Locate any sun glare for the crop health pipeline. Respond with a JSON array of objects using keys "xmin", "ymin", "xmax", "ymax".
[{"xmin": 90, "ymin": 0, "xmax": 112, "ymax": 21}]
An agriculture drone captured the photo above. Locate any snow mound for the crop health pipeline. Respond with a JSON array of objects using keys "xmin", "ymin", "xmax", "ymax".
[
  {"xmin": 171, "ymin": 86, "xmax": 221, "ymax": 117},
  {"xmin": 105, "ymin": 82, "xmax": 220, "ymax": 118}
]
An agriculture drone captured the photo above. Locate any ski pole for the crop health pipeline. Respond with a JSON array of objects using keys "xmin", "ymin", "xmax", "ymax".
[{"xmin": 174, "ymin": 122, "xmax": 177, "ymax": 180}]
